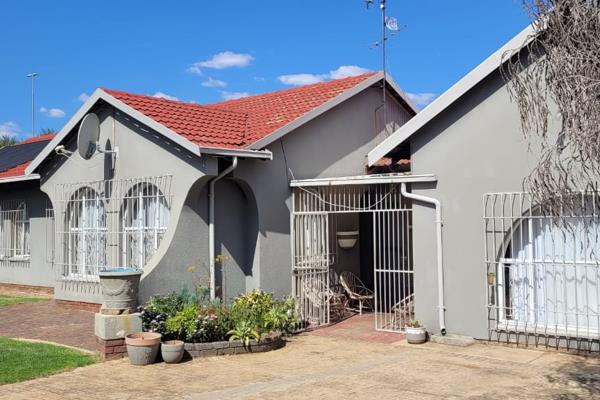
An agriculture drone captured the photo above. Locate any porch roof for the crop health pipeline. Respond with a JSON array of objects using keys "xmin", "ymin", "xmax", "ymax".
[{"xmin": 290, "ymin": 173, "xmax": 437, "ymax": 187}]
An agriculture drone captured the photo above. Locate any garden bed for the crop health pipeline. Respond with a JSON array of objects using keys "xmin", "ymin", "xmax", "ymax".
[{"xmin": 183, "ymin": 331, "xmax": 285, "ymax": 358}]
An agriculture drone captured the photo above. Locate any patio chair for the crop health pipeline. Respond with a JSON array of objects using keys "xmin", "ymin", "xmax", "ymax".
[
  {"xmin": 301, "ymin": 277, "xmax": 347, "ymax": 324},
  {"xmin": 340, "ymin": 271, "xmax": 374, "ymax": 315}
]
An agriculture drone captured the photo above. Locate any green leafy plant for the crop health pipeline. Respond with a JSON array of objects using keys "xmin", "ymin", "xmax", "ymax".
[
  {"xmin": 227, "ymin": 319, "xmax": 261, "ymax": 347},
  {"xmin": 165, "ymin": 304, "xmax": 200, "ymax": 341},
  {"xmin": 264, "ymin": 297, "xmax": 298, "ymax": 333}
]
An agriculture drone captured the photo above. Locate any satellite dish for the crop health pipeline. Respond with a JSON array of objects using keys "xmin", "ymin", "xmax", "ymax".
[{"xmin": 77, "ymin": 113, "xmax": 100, "ymax": 160}]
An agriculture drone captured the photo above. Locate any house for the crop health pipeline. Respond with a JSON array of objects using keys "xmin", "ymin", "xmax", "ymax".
[
  {"xmin": 0, "ymin": 134, "xmax": 55, "ymax": 290},
  {"xmin": 368, "ymin": 24, "xmax": 600, "ymax": 347},
  {"xmin": 14, "ymin": 72, "xmax": 420, "ymax": 318}
]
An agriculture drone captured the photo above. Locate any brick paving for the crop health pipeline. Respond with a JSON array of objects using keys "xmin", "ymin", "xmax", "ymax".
[
  {"xmin": 2, "ymin": 334, "xmax": 600, "ymax": 399},
  {"xmin": 0, "ymin": 300, "xmax": 96, "ymax": 351},
  {"xmin": 310, "ymin": 313, "xmax": 405, "ymax": 344}
]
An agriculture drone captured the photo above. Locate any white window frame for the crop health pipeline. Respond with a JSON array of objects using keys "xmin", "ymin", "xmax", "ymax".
[
  {"xmin": 65, "ymin": 189, "xmax": 107, "ymax": 280},
  {"xmin": 121, "ymin": 184, "xmax": 169, "ymax": 270}
]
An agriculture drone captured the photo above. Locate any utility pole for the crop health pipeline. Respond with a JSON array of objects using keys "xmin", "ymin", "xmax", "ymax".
[{"xmin": 26, "ymin": 73, "xmax": 38, "ymax": 136}]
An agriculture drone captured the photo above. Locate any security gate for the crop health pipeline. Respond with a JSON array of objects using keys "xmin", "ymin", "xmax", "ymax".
[{"xmin": 291, "ymin": 176, "xmax": 415, "ymax": 332}]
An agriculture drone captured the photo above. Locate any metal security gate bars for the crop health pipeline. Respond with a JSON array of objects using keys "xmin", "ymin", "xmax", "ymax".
[
  {"xmin": 484, "ymin": 191, "xmax": 600, "ymax": 347},
  {"xmin": 291, "ymin": 179, "xmax": 414, "ymax": 332},
  {"xmin": 0, "ymin": 200, "xmax": 30, "ymax": 268},
  {"xmin": 54, "ymin": 175, "xmax": 172, "ymax": 281}
]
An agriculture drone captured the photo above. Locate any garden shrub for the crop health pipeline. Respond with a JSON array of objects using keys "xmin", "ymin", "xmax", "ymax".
[{"xmin": 139, "ymin": 287, "xmax": 297, "ymax": 344}]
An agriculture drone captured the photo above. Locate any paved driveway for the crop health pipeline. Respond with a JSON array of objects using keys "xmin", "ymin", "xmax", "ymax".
[{"xmin": 2, "ymin": 334, "xmax": 600, "ymax": 399}]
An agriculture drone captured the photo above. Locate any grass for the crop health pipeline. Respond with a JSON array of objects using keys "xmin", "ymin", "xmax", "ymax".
[
  {"xmin": 0, "ymin": 294, "xmax": 49, "ymax": 307},
  {"xmin": 0, "ymin": 337, "xmax": 95, "ymax": 385}
]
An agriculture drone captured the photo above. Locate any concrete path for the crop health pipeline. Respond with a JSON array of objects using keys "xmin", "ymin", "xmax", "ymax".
[
  {"xmin": 2, "ymin": 334, "xmax": 600, "ymax": 399},
  {"xmin": 0, "ymin": 300, "xmax": 96, "ymax": 351}
]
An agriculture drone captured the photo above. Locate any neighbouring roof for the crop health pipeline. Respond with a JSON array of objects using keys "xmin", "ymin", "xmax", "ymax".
[
  {"xmin": 367, "ymin": 24, "xmax": 537, "ymax": 166},
  {"xmin": 0, "ymin": 134, "xmax": 55, "ymax": 182},
  {"xmin": 27, "ymin": 71, "xmax": 417, "ymax": 175}
]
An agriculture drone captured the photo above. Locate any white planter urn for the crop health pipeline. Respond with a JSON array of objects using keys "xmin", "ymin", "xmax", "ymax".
[{"xmin": 405, "ymin": 326, "xmax": 427, "ymax": 344}]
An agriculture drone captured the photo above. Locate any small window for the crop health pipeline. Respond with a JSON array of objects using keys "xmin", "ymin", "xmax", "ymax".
[
  {"xmin": 121, "ymin": 183, "xmax": 170, "ymax": 270},
  {"xmin": 0, "ymin": 202, "xmax": 30, "ymax": 261}
]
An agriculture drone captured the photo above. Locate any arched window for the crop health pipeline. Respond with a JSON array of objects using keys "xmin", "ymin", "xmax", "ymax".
[
  {"xmin": 65, "ymin": 187, "xmax": 106, "ymax": 279},
  {"xmin": 499, "ymin": 204, "xmax": 600, "ymax": 333},
  {"xmin": 121, "ymin": 183, "xmax": 170, "ymax": 270}
]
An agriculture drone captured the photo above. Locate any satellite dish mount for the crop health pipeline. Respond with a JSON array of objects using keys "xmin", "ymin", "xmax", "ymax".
[{"xmin": 77, "ymin": 113, "xmax": 118, "ymax": 160}]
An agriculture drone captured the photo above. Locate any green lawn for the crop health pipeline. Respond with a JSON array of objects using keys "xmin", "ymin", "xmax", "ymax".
[
  {"xmin": 0, "ymin": 338, "xmax": 96, "ymax": 385},
  {"xmin": 0, "ymin": 294, "xmax": 49, "ymax": 307}
]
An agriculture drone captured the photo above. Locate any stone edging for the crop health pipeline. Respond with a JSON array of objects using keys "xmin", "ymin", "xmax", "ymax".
[{"xmin": 183, "ymin": 332, "xmax": 285, "ymax": 358}]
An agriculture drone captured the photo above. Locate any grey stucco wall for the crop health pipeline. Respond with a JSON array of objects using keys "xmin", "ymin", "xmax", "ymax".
[
  {"xmin": 235, "ymin": 86, "xmax": 412, "ymax": 298},
  {"xmin": 408, "ymin": 67, "xmax": 554, "ymax": 339},
  {"xmin": 0, "ymin": 180, "xmax": 53, "ymax": 287},
  {"xmin": 30, "ymin": 84, "xmax": 410, "ymax": 305},
  {"xmin": 39, "ymin": 104, "xmax": 217, "ymax": 303}
]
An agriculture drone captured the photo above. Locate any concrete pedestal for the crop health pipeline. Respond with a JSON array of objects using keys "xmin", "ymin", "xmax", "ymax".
[{"xmin": 95, "ymin": 313, "xmax": 142, "ymax": 361}]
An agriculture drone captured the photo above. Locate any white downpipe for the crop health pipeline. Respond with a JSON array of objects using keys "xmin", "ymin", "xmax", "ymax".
[
  {"xmin": 209, "ymin": 157, "xmax": 238, "ymax": 300},
  {"xmin": 400, "ymin": 183, "xmax": 447, "ymax": 335}
]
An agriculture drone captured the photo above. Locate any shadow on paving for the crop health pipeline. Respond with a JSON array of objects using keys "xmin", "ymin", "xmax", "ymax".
[
  {"xmin": 0, "ymin": 300, "xmax": 96, "ymax": 351},
  {"xmin": 545, "ymin": 357, "xmax": 600, "ymax": 399}
]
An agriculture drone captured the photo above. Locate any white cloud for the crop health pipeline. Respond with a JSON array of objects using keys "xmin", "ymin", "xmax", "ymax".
[
  {"xmin": 78, "ymin": 92, "xmax": 90, "ymax": 103},
  {"xmin": 328, "ymin": 65, "xmax": 371, "ymax": 80},
  {"xmin": 152, "ymin": 92, "xmax": 179, "ymax": 101},
  {"xmin": 0, "ymin": 122, "xmax": 20, "ymax": 137},
  {"xmin": 202, "ymin": 77, "xmax": 227, "ymax": 88},
  {"xmin": 278, "ymin": 65, "xmax": 371, "ymax": 87},
  {"xmin": 406, "ymin": 92, "xmax": 437, "ymax": 107},
  {"xmin": 278, "ymin": 73, "xmax": 326, "ymax": 86},
  {"xmin": 40, "ymin": 107, "xmax": 66, "ymax": 118},
  {"xmin": 187, "ymin": 65, "xmax": 203, "ymax": 75},
  {"xmin": 188, "ymin": 51, "xmax": 254, "ymax": 75},
  {"xmin": 221, "ymin": 91, "xmax": 250, "ymax": 101}
]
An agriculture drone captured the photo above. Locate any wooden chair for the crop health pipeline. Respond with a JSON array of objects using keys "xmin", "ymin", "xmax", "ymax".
[
  {"xmin": 391, "ymin": 293, "xmax": 415, "ymax": 330},
  {"xmin": 340, "ymin": 271, "xmax": 374, "ymax": 315}
]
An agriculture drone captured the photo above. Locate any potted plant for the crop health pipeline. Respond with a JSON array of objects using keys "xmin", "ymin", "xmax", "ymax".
[
  {"xmin": 125, "ymin": 332, "xmax": 162, "ymax": 365},
  {"xmin": 161, "ymin": 340, "xmax": 185, "ymax": 364},
  {"xmin": 405, "ymin": 320, "xmax": 427, "ymax": 344}
]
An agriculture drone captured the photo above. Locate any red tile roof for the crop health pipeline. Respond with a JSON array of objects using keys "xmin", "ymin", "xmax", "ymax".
[
  {"xmin": 19, "ymin": 133, "xmax": 56, "ymax": 144},
  {"xmin": 104, "ymin": 72, "xmax": 377, "ymax": 150},
  {"xmin": 0, "ymin": 162, "xmax": 30, "ymax": 179}
]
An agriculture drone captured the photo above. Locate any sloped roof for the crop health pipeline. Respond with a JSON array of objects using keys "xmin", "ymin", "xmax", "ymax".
[
  {"xmin": 27, "ymin": 71, "xmax": 416, "ymax": 174},
  {"xmin": 0, "ymin": 134, "xmax": 54, "ymax": 181},
  {"xmin": 367, "ymin": 24, "xmax": 536, "ymax": 166},
  {"xmin": 104, "ymin": 72, "xmax": 379, "ymax": 150},
  {"xmin": 206, "ymin": 72, "xmax": 379, "ymax": 145}
]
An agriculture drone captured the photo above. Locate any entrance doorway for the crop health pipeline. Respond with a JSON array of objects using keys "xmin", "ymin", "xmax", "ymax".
[{"xmin": 290, "ymin": 174, "xmax": 418, "ymax": 333}]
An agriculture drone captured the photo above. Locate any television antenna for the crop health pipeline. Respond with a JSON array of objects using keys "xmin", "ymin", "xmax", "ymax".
[
  {"xmin": 26, "ymin": 73, "xmax": 38, "ymax": 137},
  {"xmin": 366, "ymin": 0, "xmax": 400, "ymax": 136}
]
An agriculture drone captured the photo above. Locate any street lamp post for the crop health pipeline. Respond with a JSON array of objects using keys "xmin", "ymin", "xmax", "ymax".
[{"xmin": 26, "ymin": 73, "xmax": 38, "ymax": 136}]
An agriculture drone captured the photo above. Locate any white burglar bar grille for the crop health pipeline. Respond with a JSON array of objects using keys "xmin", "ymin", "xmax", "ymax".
[
  {"xmin": 292, "ymin": 183, "xmax": 414, "ymax": 332},
  {"xmin": 484, "ymin": 191, "xmax": 600, "ymax": 347},
  {"xmin": 0, "ymin": 200, "xmax": 30, "ymax": 267},
  {"xmin": 54, "ymin": 176, "xmax": 172, "ymax": 281}
]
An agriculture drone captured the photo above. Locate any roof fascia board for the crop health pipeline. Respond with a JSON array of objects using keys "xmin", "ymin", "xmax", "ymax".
[
  {"xmin": 290, "ymin": 173, "xmax": 437, "ymax": 187},
  {"xmin": 0, "ymin": 174, "xmax": 40, "ymax": 184},
  {"xmin": 25, "ymin": 89, "xmax": 104, "ymax": 175},
  {"xmin": 200, "ymin": 147, "xmax": 273, "ymax": 160},
  {"xmin": 367, "ymin": 24, "xmax": 537, "ymax": 166},
  {"xmin": 385, "ymin": 74, "xmax": 419, "ymax": 114},
  {"xmin": 248, "ymin": 72, "xmax": 402, "ymax": 150}
]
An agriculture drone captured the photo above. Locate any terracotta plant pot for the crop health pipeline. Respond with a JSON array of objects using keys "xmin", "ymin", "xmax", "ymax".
[
  {"xmin": 125, "ymin": 332, "xmax": 162, "ymax": 365},
  {"xmin": 161, "ymin": 340, "xmax": 185, "ymax": 364},
  {"xmin": 405, "ymin": 326, "xmax": 427, "ymax": 344}
]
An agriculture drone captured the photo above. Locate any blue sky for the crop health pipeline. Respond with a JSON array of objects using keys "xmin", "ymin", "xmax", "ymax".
[{"xmin": 0, "ymin": 1, "xmax": 530, "ymax": 140}]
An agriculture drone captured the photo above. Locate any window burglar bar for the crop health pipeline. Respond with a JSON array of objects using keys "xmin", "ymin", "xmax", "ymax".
[
  {"xmin": 0, "ymin": 200, "xmax": 30, "ymax": 268},
  {"xmin": 291, "ymin": 183, "xmax": 414, "ymax": 332},
  {"xmin": 484, "ymin": 191, "xmax": 600, "ymax": 348},
  {"xmin": 54, "ymin": 175, "xmax": 172, "ymax": 282}
]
